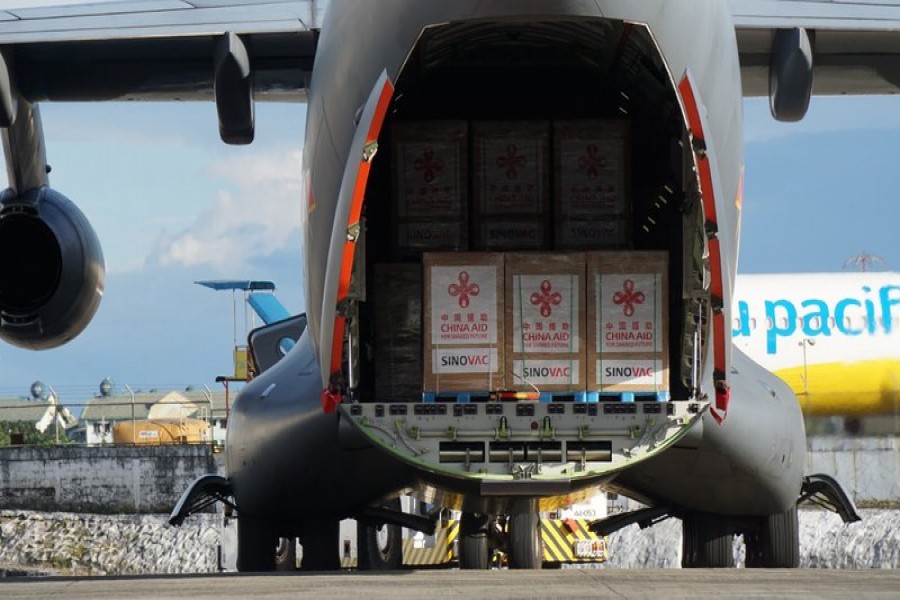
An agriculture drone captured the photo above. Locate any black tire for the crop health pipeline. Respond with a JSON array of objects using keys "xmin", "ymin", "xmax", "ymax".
[
  {"xmin": 459, "ymin": 512, "xmax": 490, "ymax": 570},
  {"xmin": 744, "ymin": 531, "xmax": 764, "ymax": 568},
  {"xmin": 507, "ymin": 512, "xmax": 542, "ymax": 569},
  {"xmin": 758, "ymin": 504, "xmax": 800, "ymax": 568},
  {"xmin": 236, "ymin": 515, "xmax": 277, "ymax": 572},
  {"xmin": 357, "ymin": 517, "xmax": 403, "ymax": 570},
  {"xmin": 299, "ymin": 517, "xmax": 340, "ymax": 571},
  {"xmin": 275, "ymin": 537, "xmax": 297, "ymax": 571},
  {"xmin": 681, "ymin": 512, "xmax": 734, "ymax": 568}
]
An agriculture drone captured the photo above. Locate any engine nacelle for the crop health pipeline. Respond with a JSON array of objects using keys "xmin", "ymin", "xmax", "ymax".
[{"xmin": 0, "ymin": 186, "xmax": 104, "ymax": 349}]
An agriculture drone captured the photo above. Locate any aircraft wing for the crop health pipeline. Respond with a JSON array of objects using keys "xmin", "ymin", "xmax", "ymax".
[
  {"xmin": 0, "ymin": 1, "xmax": 325, "ymax": 101},
  {"xmin": 731, "ymin": 0, "xmax": 900, "ymax": 96}
]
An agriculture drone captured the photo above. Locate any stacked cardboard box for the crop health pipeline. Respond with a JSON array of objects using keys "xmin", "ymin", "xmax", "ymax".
[
  {"xmin": 374, "ymin": 263, "xmax": 423, "ymax": 401},
  {"xmin": 587, "ymin": 252, "xmax": 669, "ymax": 393},
  {"xmin": 392, "ymin": 121, "xmax": 469, "ymax": 256},
  {"xmin": 473, "ymin": 121, "xmax": 550, "ymax": 251},
  {"xmin": 504, "ymin": 253, "xmax": 586, "ymax": 392},
  {"xmin": 423, "ymin": 253, "xmax": 505, "ymax": 392},
  {"xmin": 554, "ymin": 120, "xmax": 630, "ymax": 249}
]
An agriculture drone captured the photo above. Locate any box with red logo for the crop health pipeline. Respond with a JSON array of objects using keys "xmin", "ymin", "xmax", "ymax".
[
  {"xmin": 423, "ymin": 253, "xmax": 505, "ymax": 392},
  {"xmin": 554, "ymin": 120, "xmax": 630, "ymax": 249},
  {"xmin": 504, "ymin": 253, "xmax": 587, "ymax": 392},
  {"xmin": 392, "ymin": 121, "xmax": 468, "ymax": 255},
  {"xmin": 587, "ymin": 252, "xmax": 669, "ymax": 392},
  {"xmin": 374, "ymin": 263, "xmax": 423, "ymax": 401},
  {"xmin": 472, "ymin": 121, "xmax": 550, "ymax": 250}
]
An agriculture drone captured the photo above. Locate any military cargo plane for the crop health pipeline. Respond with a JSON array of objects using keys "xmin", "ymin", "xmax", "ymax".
[{"xmin": 2, "ymin": 0, "xmax": 893, "ymax": 571}]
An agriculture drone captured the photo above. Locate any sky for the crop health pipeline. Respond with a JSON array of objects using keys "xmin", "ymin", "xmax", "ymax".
[{"xmin": 0, "ymin": 23, "xmax": 897, "ymax": 403}]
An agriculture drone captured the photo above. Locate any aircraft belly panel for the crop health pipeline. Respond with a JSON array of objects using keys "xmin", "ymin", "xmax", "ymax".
[{"xmin": 339, "ymin": 400, "xmax": 707, "ymax": 498}]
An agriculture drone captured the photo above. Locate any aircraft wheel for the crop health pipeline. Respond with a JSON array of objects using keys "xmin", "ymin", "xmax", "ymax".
[
  {"xmin": 681, "ymin": 512, "xmax": 734, "ymax": 568},
  {"xmin": 274, "ymin": 537, "xmax": 297, "ymax": 570},
  {"xmin": 236, "ymin": 515, "xmax": 277, "ymax": 572},
  {"xmin": 744, "ymin": 531, "xmax": 764, "ymax": 568},
  {"xmin": 507, "ymin": 512, "xmax": 542, "ymax": 569},
  {"xmin": 358, "ymin": 499, "xmax": 403, "ymax": 570},
  {"xmin": 758, "ymin": 504, "xmax": 800, "ymax": 568},
  {"xmin": 300, "ymin": 517, "xmax": 340, "ymax": 571},
  {"xmin": 459, "ymin": 512, "xmax": 490, "ymax": 569}
]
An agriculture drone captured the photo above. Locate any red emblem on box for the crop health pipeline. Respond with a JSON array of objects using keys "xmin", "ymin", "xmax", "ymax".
[
  {"xmin": 530, "ymin": 279, "xmax": 563, "ymax": 318},
  {"xmin": 613, "ymin": 279, "xmax": 645, "ymax": 317},
  {"xmin": 577, "ymin": 144, "xmax": 607, "ymax": 179},
  {"xmin": 448, "ymin": 271, "xmax": 480, "ymax": 309},
  {"xmin": 496, "ymin": 144, "xmax": 526, "ymax": 179},
  {"xmin": 414, "ymin": 147, "xmax": 444, "ymax": 183}
]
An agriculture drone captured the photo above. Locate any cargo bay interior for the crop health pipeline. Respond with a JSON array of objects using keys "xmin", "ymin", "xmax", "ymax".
[{"xmin": 352, "ymin": 20, "xmax": 709, "ymax": 406}]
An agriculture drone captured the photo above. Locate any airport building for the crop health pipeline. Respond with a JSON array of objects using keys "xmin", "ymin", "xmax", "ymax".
[{"xmin": 0, "ymin": 380, "xmax": 231, "ymax": 446}]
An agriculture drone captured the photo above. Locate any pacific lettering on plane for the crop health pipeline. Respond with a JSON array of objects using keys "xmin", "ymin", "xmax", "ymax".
[{"xmin": 733, "ymin": 285, "xmax": 900, "ymax": 354}]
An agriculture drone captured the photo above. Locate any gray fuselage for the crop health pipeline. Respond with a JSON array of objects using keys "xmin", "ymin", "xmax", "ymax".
[{"xmin": 226, "ymin": 0, "xmax": 805, "ymax": 523}]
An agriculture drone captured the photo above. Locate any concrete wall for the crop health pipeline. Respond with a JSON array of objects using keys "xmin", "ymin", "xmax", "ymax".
[
  {"xmin": 0, "ymin": 437, "xmax": 896, "ymax": 514},
  {"xmin": 807, "ymin": 437, "xmax": 900, "ymax": 507},
  {"xmin": 0, "ymin": 446, "xmax": 220, "ymax": 514}
]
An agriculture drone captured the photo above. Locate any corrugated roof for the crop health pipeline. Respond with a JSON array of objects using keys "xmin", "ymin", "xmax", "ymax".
[
  {"xmin": 79, "ymin": 389, "xmax": 230, "ymax": 421},
  {"xmin": 0, "ymin": 398, "xmax": 54, "ymax": 423}
]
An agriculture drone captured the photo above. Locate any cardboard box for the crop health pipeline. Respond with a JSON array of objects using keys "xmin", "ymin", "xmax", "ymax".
[
  {"xmin": 374, "ymin": 263, "xmax": 423, "ymax": 401},
  {"xmin": 392, "ymin": 121, "xmax": 468, "ymax": 254},
  {"xmin": 554, "ymin": 120, "xmax": 630, "ymax": 249},
  {"xmin": 505, "ymin": 253, "xmax": 586, "ymax": 392},
  {"xmin": 587, "ymin": 252, "xmax": 669, "ymax": 392},
  {"xmin": 423, "ymin": 253, "xmax": 505, "ymax": 392},
  {"xmin": 473, "ymin": 121, "xmax": 550, "ymax": 250}
]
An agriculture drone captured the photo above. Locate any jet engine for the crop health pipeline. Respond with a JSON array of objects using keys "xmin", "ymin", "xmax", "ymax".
[{"xmin": 0, "ymin": 186, "xmax": 104, "ymax": 349}]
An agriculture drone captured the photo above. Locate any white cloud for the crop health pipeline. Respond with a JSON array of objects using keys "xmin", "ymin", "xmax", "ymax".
[{"xmin": 151, "ymin": 150, "xmax": 303, "ymax": 271}]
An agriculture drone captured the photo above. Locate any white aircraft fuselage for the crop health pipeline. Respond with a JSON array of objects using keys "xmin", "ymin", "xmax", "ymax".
[{"xmin": 735, "ymin": 272, "xmax": 900, "ymax": 416}]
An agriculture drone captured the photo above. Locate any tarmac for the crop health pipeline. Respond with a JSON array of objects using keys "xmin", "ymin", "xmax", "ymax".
[{"xmin": 1, "ymin": 569, "xmax": 899, "ymax": 599}]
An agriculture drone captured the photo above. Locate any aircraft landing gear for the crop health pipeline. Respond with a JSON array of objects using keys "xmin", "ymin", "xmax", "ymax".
[
  {"xmin": 507, "ymin": 512, "xmax": 542, "ymax": 569},
  {"xmin": 274, "ymin": 537, "xmax": 298, "ymax": 570},
  {"xmin": 745, "ymin": 504, "xmax": 799, "ymax": 568},
  {"xmin": 300, "ymin": 517, "xmax": 340, "ymax": 571},
  {"xmin": 236, "ymin": 515, "xmax": 277, "ymax": 572},
  {"xmin": 459, "ymin": 512, "xmax": 491, "ymax": 569},
  {"xmin": 681, "ymin": 512, "xmax": 735, "ymax": 568},
  {"xmin": 358, "ymin": 499, "xmax": 403, "ymax": 570}
]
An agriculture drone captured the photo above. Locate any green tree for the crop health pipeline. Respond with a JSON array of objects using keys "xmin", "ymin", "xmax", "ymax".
[{"xmin": 0, "ymin": 421, "xmax": 73, "ymax": 446}]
